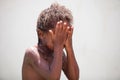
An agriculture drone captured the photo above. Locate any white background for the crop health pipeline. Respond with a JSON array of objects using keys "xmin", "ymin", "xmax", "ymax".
[{"xmin": 0, "ymin": 0, "xmax": 120, "ymax": 80}]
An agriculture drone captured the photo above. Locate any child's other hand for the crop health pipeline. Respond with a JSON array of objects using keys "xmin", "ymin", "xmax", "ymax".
[{"xmin": 65, "ymin": 26, "xmax": 74, "ymax": 48}]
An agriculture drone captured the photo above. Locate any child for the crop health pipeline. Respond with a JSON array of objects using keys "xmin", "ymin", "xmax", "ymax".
[{"xmin": 22, "ymin": 3, "xmax": 79, "ymax": 80}]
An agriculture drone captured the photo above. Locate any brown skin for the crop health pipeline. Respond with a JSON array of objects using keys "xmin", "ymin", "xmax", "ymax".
[{"xmin": 22, "ymin": 21, "xmax": 79, "ymax": 80}]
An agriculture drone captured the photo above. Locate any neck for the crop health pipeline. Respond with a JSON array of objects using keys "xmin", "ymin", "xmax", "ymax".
[{"xmin": 37, "ymin": 43, "xmax": 53, "ymax": 57}]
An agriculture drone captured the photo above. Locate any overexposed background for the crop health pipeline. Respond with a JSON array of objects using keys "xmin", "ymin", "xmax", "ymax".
[{"xmin": 0, "ymin": 0, "xmax": 120, "ymax": 80}]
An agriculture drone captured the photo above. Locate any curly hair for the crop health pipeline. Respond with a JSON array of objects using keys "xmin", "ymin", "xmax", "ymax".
[{"xmin": 37, "ymin": 3, "xmax": 73, "ymax": 31}]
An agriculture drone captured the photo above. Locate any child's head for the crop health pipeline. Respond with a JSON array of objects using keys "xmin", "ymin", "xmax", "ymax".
[{"xmin": 37, "ymin": 3, "xmax": 73, "ymax": 49}]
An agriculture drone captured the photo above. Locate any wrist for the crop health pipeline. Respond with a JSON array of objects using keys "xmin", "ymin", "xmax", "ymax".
[
  {"xmin": 65, "ymin": 44, "xmax": 73, "ymax": 51},
  {"xmin": 65, "ymin": 42, "xmax": 72, "ymax": 49},
  {"xmin": 54, "ymin": 45, "xmax": 63, "ymax": 54},
  {"xmin": 65, "ymin": 38, "xmax": 72, "ymax": 47}
]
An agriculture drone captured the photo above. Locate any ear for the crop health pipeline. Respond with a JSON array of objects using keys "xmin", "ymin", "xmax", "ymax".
[{"xmin": 36, "ymin": 29, "xmax": 44, "ymax": 39}]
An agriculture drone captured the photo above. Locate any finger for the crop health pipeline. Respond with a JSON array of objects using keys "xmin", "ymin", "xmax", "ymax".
[
  {"xmin": 59, "ymin": 20, "xmax": 63, "ymax": 32},
  {"xmin": 55, "ymin": 21, "xmax": 60, "ymax": 33},
  {"xmin": 66, "ymin": 26, "xmax": 70, "ymax": 32},
  {"xmin": 67, "ymin": 26, "xmax": 72, "ymax": 37},
  {"xmin": 63, "ymin": 22, "xmax": 67, "ymax": 31},
  {"xmin": 65, "ymin": 26, "xmax": 70, "ymax": 39},
  {"xmin": 65, "ymin": 26, "xmax": 70, "ymax": 36}
]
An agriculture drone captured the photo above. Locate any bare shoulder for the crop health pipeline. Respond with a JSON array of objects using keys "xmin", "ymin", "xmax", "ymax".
[
  {"xmin": 24, "ymin": 46, "xmax": 40, "ymax": 64},
  {"xmin": 25, "ymin": 46, "xmax": 38, "ymax": 57}
]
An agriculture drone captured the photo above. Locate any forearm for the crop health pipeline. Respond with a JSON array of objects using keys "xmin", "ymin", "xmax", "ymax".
[
  {"xmin": 49, "ymin": 47, "xmax": 63, "ymax": 80},
  {"xmin": 66, "ymin": 46, "xmax": 79, "ymax": 80}
]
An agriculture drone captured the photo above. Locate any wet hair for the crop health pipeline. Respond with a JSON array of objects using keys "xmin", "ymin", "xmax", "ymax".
[{"xmin": 37, "ymin": 3, "xmax": 73, "ymax": 44}]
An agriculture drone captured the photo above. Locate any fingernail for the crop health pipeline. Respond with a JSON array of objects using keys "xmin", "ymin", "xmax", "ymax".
[
  {"xmin": 60, "ymin": 20, "xmax": 62, "ymax": 23},
  {"xmin": 64, "ymin": 22, "xmax": 66, "ymax": 25},
  {"xmin": 57, "ymin": 22, "xmax": 60, "ymax": 24},
  {"xmin": 49, "ymin": 30, "xmax": 52, "ymax": 32}
]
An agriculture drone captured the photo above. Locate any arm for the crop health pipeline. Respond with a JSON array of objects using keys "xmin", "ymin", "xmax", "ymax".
[
  {"xmin": 63, "ymin": 27, "xmax": 79, "ymax": 80},
  {"xmin": 25, "ymin": 21, "xmax": 69, "ymax": 80}
]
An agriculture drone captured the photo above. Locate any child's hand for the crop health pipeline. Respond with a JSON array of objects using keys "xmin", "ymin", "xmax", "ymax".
[
  {"xmin": 65, "ymin": 26, "xmax": 74, "ymax": 48},
  {"xmin": 49, "ymin": 21, "xmax": 69, "ymax": 49}
]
